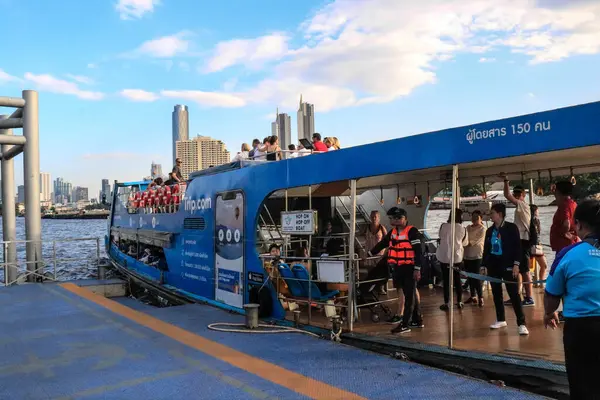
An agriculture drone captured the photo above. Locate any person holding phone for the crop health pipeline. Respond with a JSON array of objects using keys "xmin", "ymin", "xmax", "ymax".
[{"xmin": 483, "ymin": 203, "xmax": 529, "ymax": 336}]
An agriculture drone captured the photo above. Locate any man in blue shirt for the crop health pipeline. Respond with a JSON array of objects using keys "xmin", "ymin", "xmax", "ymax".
[{"xmin": 545, "ymin": 199, "xmax": 600, "ymax": 399}]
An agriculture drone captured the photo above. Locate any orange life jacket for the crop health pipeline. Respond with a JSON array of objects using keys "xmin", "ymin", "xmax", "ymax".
[{"xmin": 388, "ymin": 225, "xmax": 416, "ymax": 266}]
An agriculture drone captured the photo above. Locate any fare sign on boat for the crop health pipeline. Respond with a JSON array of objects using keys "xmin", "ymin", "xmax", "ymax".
[{"xmin": 281, "ymin": 211, "xmax": 317, "ymax": 235}]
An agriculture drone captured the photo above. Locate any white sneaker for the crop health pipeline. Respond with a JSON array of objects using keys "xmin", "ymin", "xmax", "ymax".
[
  {"xmin": 490, "ymin": 321, "xmax": 508, "ymax": 329},
  {"xmin": 518, "ymin": 325, "xmax": 529, "ymax": 336}
]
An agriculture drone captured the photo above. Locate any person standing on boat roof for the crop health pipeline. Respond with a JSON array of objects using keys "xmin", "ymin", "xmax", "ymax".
[
  {"xmin": 500, "ymin": 175, "xmax": 535, "ymax": 307},
  {"xmin": 483, "ymin": 203, "xmax": 529, "ymax": 335},
  {"xmin": 544, "ymin": 199, "xmax": 600, "ymax": 399},
  {"xmin": 172, "ymin": 158, "xmax": 183, "ymax": 182},
  {"xmin": 367, "ymin": 207, "xmax": 423, "ymax": 334}
]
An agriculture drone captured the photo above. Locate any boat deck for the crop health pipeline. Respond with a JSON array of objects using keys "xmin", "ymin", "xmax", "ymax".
[
  {"xmin": 290, "ymin": 284, "xmax": 564, "ymax": 363},
  {"xmin": 0, "ymin": 283, "xmax": 542, "ymax": 399}
]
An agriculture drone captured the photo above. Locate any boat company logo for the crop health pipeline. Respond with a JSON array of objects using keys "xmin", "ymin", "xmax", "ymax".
[{"xmin": 184, "ymin": 196, "xmax": 212, "ymax": 213}]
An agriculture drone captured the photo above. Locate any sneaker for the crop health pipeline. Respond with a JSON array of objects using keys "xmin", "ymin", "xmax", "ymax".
[
  {"xmin": 409, "ymin": 320, "xmax": 425, "ymax": 328},
  {"xmin": 391, "ymin": 324, "xmax": 411, "ymax": 334},
  {"xmin": 387, "ymin": 315, "xmax": 402, "ymax": 324},
  {"xmin": 439, "ymin": 304, "xmax": 449, "ymax": 311},
  {"xmin": 457, "ymin": 302, "xmax": 464, "ymax": 309},
  {"xmin": 478, "ymin": 298, "xmax": 484, "ymax": 308},
  {"xmin": 522, "ymin": 297, "xmax": 535, "ymax": 307},
  {"xmin": 465, "ymin": 297, "xmax": 477, "ymax": 304},
  {"xmin": 518, "ymin": 325, "xmax": 529, "ymax": 335},
  {"xmin": 490, "ymin": 321, "xmax": 508, "ymax": 329}
]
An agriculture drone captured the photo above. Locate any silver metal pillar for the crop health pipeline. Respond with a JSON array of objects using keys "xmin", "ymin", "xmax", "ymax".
[
  {"xmin": 448, "ymin": 164, "xmax": 459, "ymax": 349},
  {"xmin": 348, "ymin": 179, "xmax": 357, "ymax": 331},
  {"xmin": 0, "ymin": 115, "xmax": 17, "ymax": 284},
  {"xmin": 22, "ymin": 90, "xmax": 42, "ymax": 281}
]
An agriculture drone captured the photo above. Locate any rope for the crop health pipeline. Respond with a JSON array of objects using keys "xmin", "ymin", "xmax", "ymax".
[
  {"xmin": 207, "ymin": 323, "xmax": 321, "ymax": 338},
  {"xmin": 450, "ymin": 266, "xmax": 547, "ymax": 285}
]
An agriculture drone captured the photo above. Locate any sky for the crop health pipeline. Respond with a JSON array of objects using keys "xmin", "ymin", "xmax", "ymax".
[{"xmin": 1, "ymin": 0, "xmax": 600, "ymax": 198}]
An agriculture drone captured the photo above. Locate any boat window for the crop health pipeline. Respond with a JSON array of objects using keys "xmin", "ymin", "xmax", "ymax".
[{"xmin": 116, "ymin": 237, "xmax": 168, "ymax": 271}]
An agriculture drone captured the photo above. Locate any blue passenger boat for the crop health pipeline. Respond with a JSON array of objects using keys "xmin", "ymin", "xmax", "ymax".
[{"xmin": 108, "ymin": 100, "xmax": 600, "ymax": 322}]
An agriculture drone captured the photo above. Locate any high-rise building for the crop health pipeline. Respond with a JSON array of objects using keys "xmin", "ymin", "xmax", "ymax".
[
  {"xmin": 101, "ymin": 179, "xmax": 111, "ymax": 203},
  {"xmin": 176, "ymin": 135, "xmax": 230, "ymax": 179},
  {"xmin": 54, "ymin": 177, "xmax": 72, "ymax": 204},
  {"xmin": 271, "ymin": 107, "xmax": 292, "ymax": 151},
  {"xmin": 151, "ymin": 162, "xmax": 163, "ymax": 179},
  {"xmin": 172, "ymin": 105, "xmax": 189, "ymax": 165},
  {"xmin": 297, "ymin": 94, "xmax": 315, "ymax": 142},
  {"xmin": 17, "ymin": 185, "xmax": 25, "ymax": 204},
  {"xmin": 72, "ymin": 186, "xmax": 89, "ymax": 202},
  {"xmin": 40, "ymin": 172, "xmax": 51, "ymax": 202}
]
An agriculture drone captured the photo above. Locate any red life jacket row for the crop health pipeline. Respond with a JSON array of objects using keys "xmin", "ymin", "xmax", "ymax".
[{"xmin": 128, "ymin": 183, "xmax": 186, "ymax": 210}]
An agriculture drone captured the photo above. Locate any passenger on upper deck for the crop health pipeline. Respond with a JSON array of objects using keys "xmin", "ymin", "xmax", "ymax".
[
  {"xmin": 172, "ymin": 158, "xmax": 183, "ymax": 182},
  {"xmin": 233, "ymin": 143, "xmax": 251, "ymax": 162},
  {"xmin": 248, "ymin": 139, "xmax": 260, "ymax": 159},
  {"xmin": 368, "ymin": 207, "xmax": 423, "ymax": 334},
  {"xmin": 311, "ymin": 133, "xmax": 328, "ymax": 152},
  {"xmin": 266, "ymin": 136, "xmax": 282, "ymax": 161},
  {"xmin": 164, "ymin": 172, "xmax": 176, "ymax": 186}
]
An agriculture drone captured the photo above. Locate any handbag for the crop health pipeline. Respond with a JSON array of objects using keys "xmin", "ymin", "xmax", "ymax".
[{"xmin": 530, "ymin": 244, "xmax": 544, "ymax": 256}]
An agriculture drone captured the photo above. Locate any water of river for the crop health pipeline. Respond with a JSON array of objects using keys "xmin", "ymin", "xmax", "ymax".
[
  {"xmin": 0, "ymin": 206, "xmax": 559, "ymax": 282},
  {"xmin": 0, "ymin": 218, "xmax": 108, "ymax": 282}
]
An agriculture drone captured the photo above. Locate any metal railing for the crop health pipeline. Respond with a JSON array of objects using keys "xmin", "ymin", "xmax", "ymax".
[
  {"xmin": 259, "ymin": 254, "xmax": 355, "ymax": 328},
  {"xmin": 1, "ymin": 237, "xmax": 102, "ymax": 286}
]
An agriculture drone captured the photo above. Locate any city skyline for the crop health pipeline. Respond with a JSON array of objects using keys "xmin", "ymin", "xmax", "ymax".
[{"xmin": 1, "ymin": 1, "xmax": 599, "ymax": 197}]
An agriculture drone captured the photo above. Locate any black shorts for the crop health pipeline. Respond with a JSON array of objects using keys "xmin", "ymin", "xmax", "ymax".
[
  {"xmin": 392, "ymin": 265, "xmax": 413, "ymax": 289},
  {"xmin": 519, "ymin": 240, "xmax": 531, "ymax": 274}
]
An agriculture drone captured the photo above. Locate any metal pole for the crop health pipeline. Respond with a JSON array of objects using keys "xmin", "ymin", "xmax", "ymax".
[
  {"xmin": 307, "ymin": 185, "xmax": 312, "ymax": 325},
  {"xmin": 3, "ymin": 242, "xmax": 8, "ymax": 286},
  {"xmin": 348, "ymin": 179, "xmax": 357, "ymax": 331},
  {"xmin": 448, "ymin": 165, "xmax": 459, "ymax": 349},
  {"xmin": 0, "ymin": 115, "xmax": 17, "ymax": 285},
  {"xmin": 22, "ymin": 90, "xmax": 42, "ymax": 282},
  {"xmin": 53, "ymin": 241, "xmax": 57, "ymax": 281},
  {"xmin": 96, "ymin": 237, "xmax": 100, "ymax": 267}
]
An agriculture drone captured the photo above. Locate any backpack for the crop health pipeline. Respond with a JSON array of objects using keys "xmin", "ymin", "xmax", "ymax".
[{"xmin": 528, "ymin": 205, "xmax": 539, "ymax": 247}]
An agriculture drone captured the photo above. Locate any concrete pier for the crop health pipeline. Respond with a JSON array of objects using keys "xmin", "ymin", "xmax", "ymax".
[{"xmin": 0, "ymin": 283, "xmax": 541, "ymax": 399}]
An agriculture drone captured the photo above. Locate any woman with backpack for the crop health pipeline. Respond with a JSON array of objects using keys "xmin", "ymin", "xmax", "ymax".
[{"xmin": 530, "ymin": 205, "xmax": 548, "ymax": 288}]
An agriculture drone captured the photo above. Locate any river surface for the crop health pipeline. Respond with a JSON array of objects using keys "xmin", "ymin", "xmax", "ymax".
[{"xmin": 0, "ymin": 206, "xmax": 559, "ymax": 282}]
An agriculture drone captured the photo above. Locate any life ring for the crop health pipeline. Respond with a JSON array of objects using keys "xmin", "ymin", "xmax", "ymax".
[
  {"xmin": 396, "ymin": 197, "xmax": 402, "ymax": 205},
  {"xmin": 413, "ymin": 196, "xmax": 420, "ymax": 205},
  {"xmin": 536, "ymin": 187, "xmax": 544, "ymax": 196},
  {"xmin": 570, "ymin": 176, "xmax": 577, "ymax": 185},
  {"xmin": 380, "ymin": 198, "xmax": 384, "ymax": 206},
  {"xmin": 550, "ymin": 183, "xmax": 557, "ymax": 193}
]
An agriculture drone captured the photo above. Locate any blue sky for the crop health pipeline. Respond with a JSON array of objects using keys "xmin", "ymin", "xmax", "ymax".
[{"xmin": 1, "ymin": 0, "xmax": 600, "ymax": 198}]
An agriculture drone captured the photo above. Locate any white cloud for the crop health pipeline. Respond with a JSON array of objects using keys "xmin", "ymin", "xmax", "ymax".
[
  {"xmin": 161, "ymin": 90, "xmax": 246, "ymax": 108},
  {"xmin": 133, "ymin": 32, "xmax": 191, "ymax": 58},
  {"xmin": 65, "ymin": 74, "xmax": 94, "ymax": 85},
  {"xmin": 24, "ymin": 73, "xmax": 104, "ymax": 100},
  {"xmin": 208, "ymin": 0, "xmax": 600, "ymax": 111},
  {"xmin": 118, "ymin": 1, "xmax": 600, "ymax": 112},
  {"xmin": 0, "ymin": 68, "xmax": 19, "ymax": 83},
  {"xmin": 478, "ymin": 57, "xmax": 496, "ymax": 63},
  {"xmin": 116, "ymin": 0, "xmax": 159, "ymax": 20},
  {"xmin": 204, "ymin": 34, "xmax": 289, "ymax": 72},
  {"xmin": 87, "ymin": 63, "xmax": 97, "ymax": 69},
  {"xmin": 528, "ymin": 92, "xmax": 536, "ymax": 98},
  {"xmin": 120, "ymin": 89, "xmax": 159, "ymax": 102}
]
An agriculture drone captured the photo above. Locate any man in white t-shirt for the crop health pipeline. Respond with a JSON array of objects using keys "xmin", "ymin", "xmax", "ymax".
[{"xmin": 502, "ymin": 176, "xmax": 535, "ymax": 306}]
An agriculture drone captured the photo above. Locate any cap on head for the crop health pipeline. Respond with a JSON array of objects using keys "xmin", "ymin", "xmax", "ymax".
[{"xmin": 387, "ymin": 207, "xmax": 407, "ymax": 219}]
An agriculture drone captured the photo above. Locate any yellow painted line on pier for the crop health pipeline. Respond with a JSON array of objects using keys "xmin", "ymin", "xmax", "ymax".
[{"xmin": 59, "ymin": 283, "xmax": 367, "ymax": 400}]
